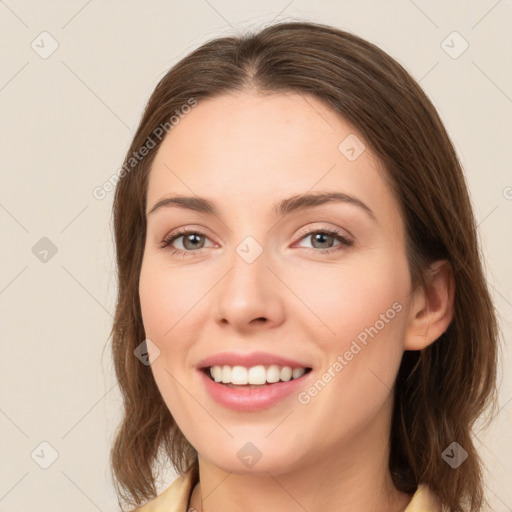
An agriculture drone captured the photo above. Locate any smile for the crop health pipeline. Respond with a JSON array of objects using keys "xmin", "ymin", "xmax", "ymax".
[{"xmin": 207, "ymin": 364, "xmax": 310, "ymax": 386}]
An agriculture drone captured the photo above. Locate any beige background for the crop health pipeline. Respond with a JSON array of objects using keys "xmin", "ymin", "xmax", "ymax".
[{"xmin": 0, "ymin": 1, "xmax": 511, "ymax": 511}]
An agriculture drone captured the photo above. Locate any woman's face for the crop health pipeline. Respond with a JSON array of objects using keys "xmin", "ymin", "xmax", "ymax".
[{"xmin": 139, "ymin": 91, "xmax": 415, "ymax": 474}]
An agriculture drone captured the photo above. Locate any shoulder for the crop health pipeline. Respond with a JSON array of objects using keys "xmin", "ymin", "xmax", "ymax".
[
  {"xmin": 134, "ymin": 468, "xmax": 198, "ymax": 512},
  {"xmin": 404, "ymin": 484, "xmax": 442, "ymax": 512}
]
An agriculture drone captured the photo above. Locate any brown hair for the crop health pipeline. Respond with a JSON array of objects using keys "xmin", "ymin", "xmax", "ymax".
[{"xmin": 108, "ymin": 20, "xmax": 499, "ymax": 512}]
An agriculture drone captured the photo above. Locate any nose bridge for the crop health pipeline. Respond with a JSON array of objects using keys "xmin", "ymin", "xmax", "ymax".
[
  {"xmin": 212, "ymin": 227, "xmax": 284, "ymax": 327},
  {"xmin": 224, "ymin": 234, "xmax": 271, "ymax": 302}
]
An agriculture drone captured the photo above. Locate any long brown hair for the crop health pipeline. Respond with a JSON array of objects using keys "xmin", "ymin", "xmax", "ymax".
[{"xmin": 109, "ymin": 20, "xmax": 499, "ymax": 511}]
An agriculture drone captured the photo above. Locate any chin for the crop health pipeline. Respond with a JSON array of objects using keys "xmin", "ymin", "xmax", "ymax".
[{"xmin": 197, "ymin": 443, "xmax": 304, "ymax": 476}]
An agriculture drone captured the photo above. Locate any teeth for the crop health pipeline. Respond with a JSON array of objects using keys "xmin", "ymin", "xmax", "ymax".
[
  {"xmin": 231, "ymin": 366, "xmax": 247, "ymax": 385},
  {"xmin": 248, "ymin": 365, "xmax": 266, "ymax": 384},
  {"xmin": 280, "ymin": 367, "xmax": 293, "ymax": 381},
  {"xmin": 292, "ymin": 367, "xmax": 306, "ymax": 379},
  {"xmin": 209, "ymin": 365, "xmax": 307, "ymax": 385}
]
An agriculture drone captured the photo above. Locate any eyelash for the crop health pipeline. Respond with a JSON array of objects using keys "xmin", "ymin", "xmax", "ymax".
[{"xmin": 159, "ymin": 227, "xmax": 353, "ymax": 257}]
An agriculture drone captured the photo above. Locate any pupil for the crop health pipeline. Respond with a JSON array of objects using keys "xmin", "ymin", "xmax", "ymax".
[
  {"xmin": 184, "ymin": 234, "xmax": 203, "ymax": 250},
  {"xmin": 313, "ymin": 233, "xmax": 332, "ymax": 249}
]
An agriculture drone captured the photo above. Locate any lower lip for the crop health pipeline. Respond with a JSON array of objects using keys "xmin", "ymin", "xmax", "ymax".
[{"xmin": 199, "ymin": 370, "xmax": 311, "ymax": 411}]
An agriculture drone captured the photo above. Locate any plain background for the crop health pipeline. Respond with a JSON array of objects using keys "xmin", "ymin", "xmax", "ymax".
[{"xmin": 0, "ymin": 1, "xmax": 511, "ymax": 511}]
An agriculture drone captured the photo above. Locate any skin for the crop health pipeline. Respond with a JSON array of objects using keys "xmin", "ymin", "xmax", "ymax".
[{"xmin": 139, "ymin": 91, "xmax": 454, "ymax": 512}]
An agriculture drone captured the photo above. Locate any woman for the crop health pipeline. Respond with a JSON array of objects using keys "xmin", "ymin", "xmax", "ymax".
[{"xmin": 109, "ymin": 21, "xmax": 499, "ymax": 512}]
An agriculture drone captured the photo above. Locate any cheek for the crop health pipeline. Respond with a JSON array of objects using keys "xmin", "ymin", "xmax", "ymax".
[
  {"xmin": 290, "ymin": 253, "xmax": 409, "ymax": 411},
  {"xmin": 138, "ymin": 257, "xmax": 206, "ymax": 340},
  {"xmin": 138, "ymin": 259, "xmax": 197, "ymax": 404},
  {"xmin": 289, "ymin": 253, "xmax": 410, "ymax": 345},
  {"xmin": 138, "ymin": 256, "xmax": 215, "ymax": 386},
  {"xmin": 139, "ymin": 259, "xmax": 203, "ymax": 432}
]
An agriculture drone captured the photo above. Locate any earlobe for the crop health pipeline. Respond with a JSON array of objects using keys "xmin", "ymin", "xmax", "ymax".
[{"xmin": 404, "ymin": 260, "xmax": 455, "ymax": 351}]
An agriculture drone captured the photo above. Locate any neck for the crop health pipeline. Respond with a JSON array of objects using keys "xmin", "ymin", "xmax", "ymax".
[{"xmin": 188, "ymin": 397, "xmax": 413, "ymax": 512}]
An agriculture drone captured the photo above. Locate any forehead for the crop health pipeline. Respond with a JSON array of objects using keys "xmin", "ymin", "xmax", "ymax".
[{"xmin": 146, "ymin": 91, "xmax": 401, "ymax": 231}]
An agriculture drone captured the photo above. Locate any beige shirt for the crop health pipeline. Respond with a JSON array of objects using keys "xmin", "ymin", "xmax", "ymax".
[{"xmin": 135, "ymin": 468, "xmax": 441, "ymax": 512}]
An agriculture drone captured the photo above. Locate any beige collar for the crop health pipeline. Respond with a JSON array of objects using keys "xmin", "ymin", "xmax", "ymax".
[{"xmin": 135, "ymin": 467, "xmax": 441, "ymax": 512}]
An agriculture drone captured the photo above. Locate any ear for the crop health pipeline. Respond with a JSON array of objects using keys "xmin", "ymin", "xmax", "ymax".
[{"xmin": 404, "ymin": 259, "xmax": 455, "ymax": 351}]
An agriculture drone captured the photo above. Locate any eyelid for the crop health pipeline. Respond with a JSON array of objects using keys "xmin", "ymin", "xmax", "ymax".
[
  {"xmin": 294, "ymin": 223, "xmax": 353, "ymax": 243},
  {"xmin": 291, "ymin": 226, "xmax": 353, "ymax": 253},
  {"xmin": 158, "ymin": 226, "xmax": 217, "ymax": 251},
  {"xmin": 159, "ymin": 224, "xmax": 354, "ymax": 255}
]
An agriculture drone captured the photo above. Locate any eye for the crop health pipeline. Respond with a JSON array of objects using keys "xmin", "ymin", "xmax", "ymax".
[
  {"xmin": 159, "ymin": 226, "xmax": 353, "ymax": 257},
  {"xmin": 294, "ymin": 227, "xmax": 353, "ymax": 254},
  {"xmin": 159, "ymin": 228, "xmax": 214, "ymax": 256}
]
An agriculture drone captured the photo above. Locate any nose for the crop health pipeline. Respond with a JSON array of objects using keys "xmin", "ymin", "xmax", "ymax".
[{"xmin": 212, "ymin": 244, "xmax": 286, "ymax": 332}]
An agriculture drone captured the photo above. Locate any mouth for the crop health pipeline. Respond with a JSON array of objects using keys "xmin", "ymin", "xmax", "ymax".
[
  {"xmin": 200, "ymin": 364, "xmax": 313, "ymax": 389},
  {"xmin": 196, "ymin": 351, "xmax": 314, "ymax": 410}
]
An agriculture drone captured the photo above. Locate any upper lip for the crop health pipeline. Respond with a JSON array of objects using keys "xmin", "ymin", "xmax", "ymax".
[{"xmin": 197, "ymin": 351, "xmax": 312, "ymax": 369}]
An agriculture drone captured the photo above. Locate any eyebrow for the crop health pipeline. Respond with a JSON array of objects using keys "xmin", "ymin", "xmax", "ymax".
[{"xmin": 147, "ymin": 191, "xmax": 376, "ymax": 221}]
